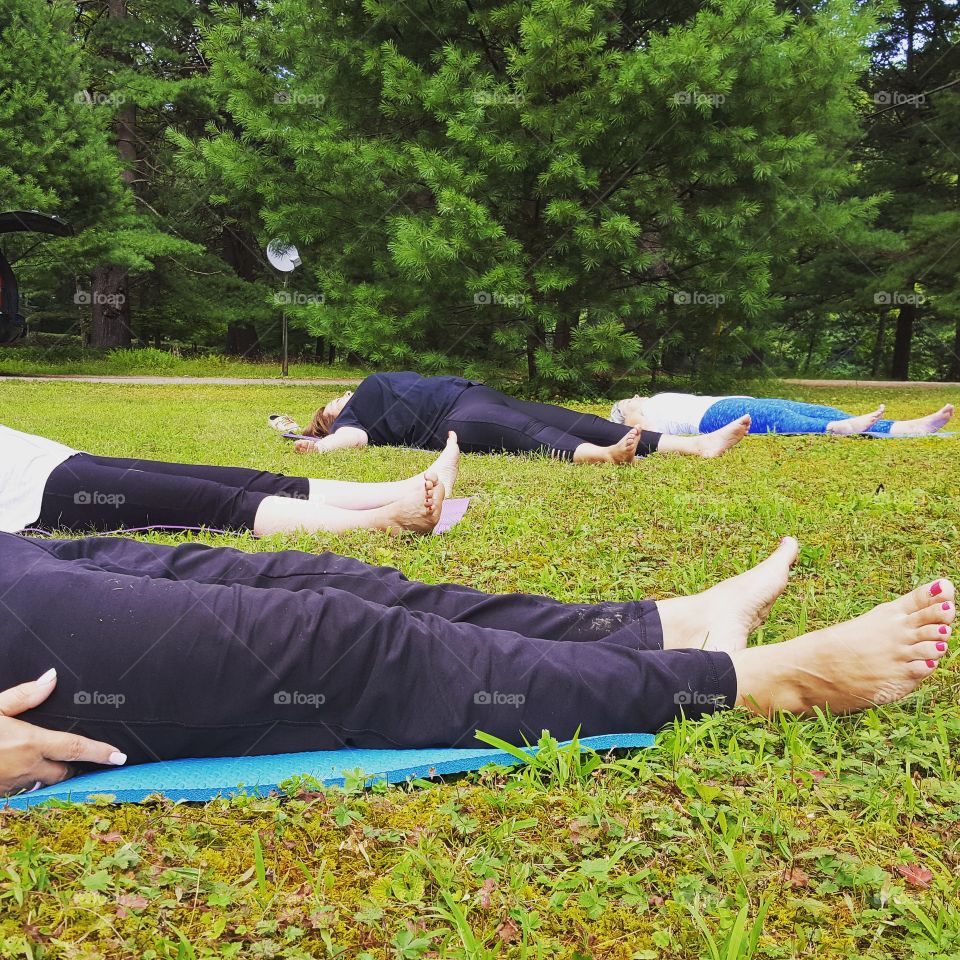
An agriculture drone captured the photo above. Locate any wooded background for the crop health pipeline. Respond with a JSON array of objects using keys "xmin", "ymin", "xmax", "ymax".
[{"xmin": 2, "ymin": 0, "xmax": 958, "ymax": 389}]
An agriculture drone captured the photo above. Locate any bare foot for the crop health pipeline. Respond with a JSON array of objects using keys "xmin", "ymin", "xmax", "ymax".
[
  {"xmin": 379, "ymin": 472, "xmax": 445, "ymax": 534},
  {"xmin": 889, "ymin": 404, "xmax": 955, "ymax": 436},
  {"xmin": 657, "ymin": 537, "xmax": 799, "ymax": 653},
  {"xmin": 610, "ymin": 427, "xmax": 640, "ymax": 464},
  {"xmin": 826, "ymin": 405, "xmax": 885, "ymax": 435},
  {"xmin": 573, "ymin": 427, "xmax": 640, "ymax": 465},
  {"xmin": 731, "ymin": 578, "xmax": 955, "ymax": 715},
  {"xmin": 428, "ymin": 432, "xmax": 460, "ymax": 497},
  {"xmin": 695, "ymin": 415, "xmax": 751, "ymax": 458}
]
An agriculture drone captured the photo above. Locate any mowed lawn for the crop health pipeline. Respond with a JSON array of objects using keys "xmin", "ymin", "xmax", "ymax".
[{"xmin": 1, "ymin": 380, "xmax": 958, "ymax": 959}]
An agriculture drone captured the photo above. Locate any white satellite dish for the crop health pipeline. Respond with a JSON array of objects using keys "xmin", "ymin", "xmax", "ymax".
[
  {"xmin": 266, "ymin": 240, "xmax": 301, "ymax": 272},
  {"xmin": 266, "ymin": 239, "xmax": 302, "ymax": 377}
]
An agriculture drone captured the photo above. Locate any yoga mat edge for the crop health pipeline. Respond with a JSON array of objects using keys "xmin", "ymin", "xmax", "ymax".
[{"xmin": 5, "ymin": 733, "xmax": 655, "ymax": 809}]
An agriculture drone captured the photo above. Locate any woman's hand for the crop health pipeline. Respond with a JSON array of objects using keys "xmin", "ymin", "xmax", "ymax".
[
  {"xmin": 0, "ymin": 669, "xmax": 126, "ymax": 796},
  {"xmin": 294, "ymin": 438, "xmax": 321, "ymax": 454}
]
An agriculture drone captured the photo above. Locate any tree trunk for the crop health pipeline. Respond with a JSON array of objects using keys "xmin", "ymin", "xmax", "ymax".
[
  {"xmin": 949, "ymin": 317, "xmax": 960, "ymax": 381},
  {"xmin": 871, "ymin": 314, "xmax": 887, "ymax": 377},
  {"xmin": 554, "ymin": 317, "xmax": 573, "ymax": 352},
  {"xmin": 890, "ymin": 302, "xmax": 915, "ymax": 380},
  {"xmin": 526, "ymin": 331, "xmax": 539, "ymax": 380},
  {"xmin": 89, "ymin": 265, "xmax": 132, "ymax": 347},
  {"xmin": 221, "ymin": 219, "xmax": 262, "ymax": 356},
  {"xmin": 89, "ymin": 0, "xmax": 135, "ymax": 348},
  {"xmin": 802, "ymin": 326, "xmax": 817, "ymax": 373}
]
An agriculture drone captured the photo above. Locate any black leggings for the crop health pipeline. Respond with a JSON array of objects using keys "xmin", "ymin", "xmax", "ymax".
[
  {"xmin": 2, "ymin": 534, "xmax": 736, "ymax": 763},
  {"xmin": 440, "ymin": 385, "xmax": 662, "ymax": 460},
  {"xmin": 36, "ymin": 454, "xmax": 310, "ymax": 533}
]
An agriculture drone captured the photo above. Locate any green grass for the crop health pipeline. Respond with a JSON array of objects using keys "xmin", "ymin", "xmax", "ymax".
[
  {"xmin": 0, "ymin": 381, "xmax": 958, "ymax": 959},
  {"xmin": 0, "ymin": 346, "xmax": 367, "ymax": 380}
]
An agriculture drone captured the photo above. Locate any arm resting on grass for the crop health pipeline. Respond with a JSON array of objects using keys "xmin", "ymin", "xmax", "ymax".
[{"xmin": 296, "ymin": 427, "xmax": 368, "ymax": 454}]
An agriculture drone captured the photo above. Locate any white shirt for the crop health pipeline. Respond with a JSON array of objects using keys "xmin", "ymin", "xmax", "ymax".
[
  {"xmin": 0, "ymin": 425, "xmax": 78, "ymax": 533},
  {"xmin": 639, "ymin": 393, "xmax": 727, "ymax": 435}
]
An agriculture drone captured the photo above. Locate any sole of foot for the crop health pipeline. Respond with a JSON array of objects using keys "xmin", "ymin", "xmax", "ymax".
[
  {"xmin": 890, "ymin": 404, "xmax": 955, "ymax": 436},
  {"xmin": 610, "ymin": 426, "xmax": 640, "ymax": 464},
  {"xmin": 698, "ymin": 415, "xmax": 751, "ymax": 458},
  {"xmin": 429, "ymin": 432, "xmax": 461, "ymax": 497},
  {"xmin": 827, "ymin": 404, "xmax": 885, "ymax": 435},
  {"xmin": 385, "ymin": 471, "xmax": 446, "ymax": 535},
  {"xmin": 660, "ymin": 537, "xmax": 799, "ymax": 654}
]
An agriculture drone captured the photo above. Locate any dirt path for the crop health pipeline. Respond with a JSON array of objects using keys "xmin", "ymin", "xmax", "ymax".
[{"xmin": 783, "ymin": 378, "xmax": 960, "ymax": 389}]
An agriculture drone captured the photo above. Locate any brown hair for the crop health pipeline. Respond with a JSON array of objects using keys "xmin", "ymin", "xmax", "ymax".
[{"xmin": 303, "ymin": 405, "xmax": 335, "ymax": 438}]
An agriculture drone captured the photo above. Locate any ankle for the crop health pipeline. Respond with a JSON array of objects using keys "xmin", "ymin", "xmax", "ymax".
[{"xmin": 730, "ymin": 640, "xmax": 816, "ymax": 715}]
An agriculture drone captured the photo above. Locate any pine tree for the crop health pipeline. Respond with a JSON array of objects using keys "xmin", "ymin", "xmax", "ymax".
[
  {"xmin": 74, "ymin": 0, "xmax": 265, "ymax": 350},
  {"xmin": 195, "ymin": 0, "xmax": 874, "ymax": 388},
  {"xmin": 863, "ymin": 0, "xmax": 960, "ymax": 380},
  {"xmin": 0, "ymin": 0, "xmax": 128, "ymax": 317}
]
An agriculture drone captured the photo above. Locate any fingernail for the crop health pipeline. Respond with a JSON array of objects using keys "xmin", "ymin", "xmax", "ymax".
[
  {"xmin": 36, "ymin": 668, "xmax": 56, "ymax": 685},
  {"xmin": 940, "ymin": 625, "xmax": 949, "ymax": 635},
  {"xmin": 108, "ymin": 752, "xmax": 127, "ymax": 766},
  {"xmin": 931, "ymin": 581, "xmax": 942, "ymax": 596},
  {"xmin": 936, "ymin": 642, "xmax": 947, "ymax": 651},
  {"xmin": 943, "ymin": 602, "xmax": 951, "ymax": 611},
  {"xmin": 926, "ymin": 660, "xmax": 937, "ymax": 668}
]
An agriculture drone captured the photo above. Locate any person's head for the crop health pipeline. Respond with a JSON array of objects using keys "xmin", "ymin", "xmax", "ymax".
[
  {"xmin": 304, "ymin": 390, "xmax": 354, "ymax": 437},
  {"xmin": 610, "ymin": 395, "xmax": 646, "ymax": 425}
]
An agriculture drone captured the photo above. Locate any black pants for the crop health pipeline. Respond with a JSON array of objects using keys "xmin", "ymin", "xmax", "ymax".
[
  {"xmin": 1, "ymin": 534, "xmax": 736, "ymax": 765},
  {"xmin": 36, "ymin": 454, "xmax": 310, "ymax": 533},
  {"xmin": 440, "ymin": 385, "xmax": 662, "ymax": 460}
]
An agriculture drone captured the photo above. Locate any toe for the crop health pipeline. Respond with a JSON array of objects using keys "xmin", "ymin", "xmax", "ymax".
[
  {"xmin": 908, "ymin": 599, "xmax": 954, "ymax": 628},
  {"xmin": 910, "ymin": 622, "xmax": 952, "ymax": 645},
  {"xmin": 775, "ymin": 536, "xmax": 800, "ymax": 566},
  {"xmin": 900, "ymin": 578, "xmax": 955, "ymax": 615},
  {"xmin": 905, "ymin": 660, "xmax": 937, "ymax": 682},
  {"xmin": 909, "ymin": 638, "xmax": 950, "ymax": 662}
]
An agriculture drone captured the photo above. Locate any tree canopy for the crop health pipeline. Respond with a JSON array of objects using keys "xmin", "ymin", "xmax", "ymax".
[{"xmin": 2, "ymin": 0, "xmax": 958, "ymax": 387}]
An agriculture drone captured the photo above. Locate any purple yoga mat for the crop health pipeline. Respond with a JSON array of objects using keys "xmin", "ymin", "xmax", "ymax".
[{"xmin": 435, "ymin": 497, "xmax": 471, "ymax": 534}]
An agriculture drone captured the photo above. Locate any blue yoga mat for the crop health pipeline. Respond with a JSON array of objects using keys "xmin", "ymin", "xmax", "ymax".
[
  {"xmin": 762, "ymin": 431, "xmax": 957, "ymax": 438},
  {"xmin": 4, "ymin": 733, "xmax": 655, "ymax": 809}
]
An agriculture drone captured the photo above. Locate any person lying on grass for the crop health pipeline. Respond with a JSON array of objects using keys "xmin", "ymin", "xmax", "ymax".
[
  {"xmin": 0, "ymin": 423, "xmax": 460, "ymax": 537},
  {"xmin": 291, "ymin": 372, "xmax": 751, "ymax": 463},
  {"xmin": 0, "ymin": 533, "xmax": 951, "ymax": 796},
  {"xmin": 610, "ymin": 392, "xmax": 955, "ymax": 437}
]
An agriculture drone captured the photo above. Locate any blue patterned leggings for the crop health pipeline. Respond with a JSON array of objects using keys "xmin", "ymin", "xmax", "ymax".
[{"xmin": 699, "ymin": 398, "xmax": 894, "ymax": 435}]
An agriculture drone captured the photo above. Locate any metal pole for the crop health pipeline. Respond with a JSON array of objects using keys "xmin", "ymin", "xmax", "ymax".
[{"xmin": 281, "ymin": 275, "xmax": 289, "ymax": 377}]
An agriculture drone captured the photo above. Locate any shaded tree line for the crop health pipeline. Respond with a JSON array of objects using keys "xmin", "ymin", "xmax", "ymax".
[{"xmin": 2, "ymin": 0, "xmax": 958, "ymax": 386}]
